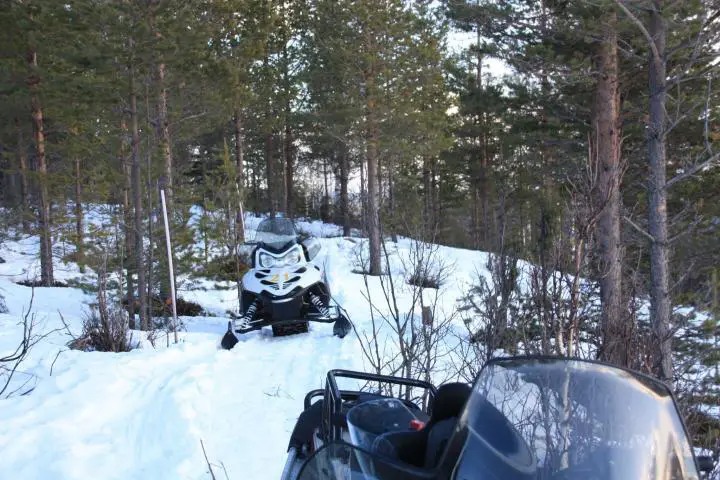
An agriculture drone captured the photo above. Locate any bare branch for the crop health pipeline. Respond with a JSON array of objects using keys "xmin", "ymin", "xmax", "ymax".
[
  {"xmin": 666, "ymin": 151, "xmax": 720, "ymax": 189},
  {"xmin": 614, "ymin": 0, "xmax": 662, "ymax": 70},
  {"xmin": 200, "ymin": 439, "xmax": 217, "ymax": 480},
  {"xmin": 623, "ymin": 215, "xmax": 656, "ymax": 242}
]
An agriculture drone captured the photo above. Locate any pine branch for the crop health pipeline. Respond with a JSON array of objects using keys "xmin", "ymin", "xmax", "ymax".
[
  {"xmin": 623, "ymin": 215, "xmax": 655, "ymax": 243},
  {"xmin": 666, "ymin": 152, "xmax": 720, "ymax": 190},
  {"xmin": 614, "ymin": 0, "xmax": 662, "ymax": 70}
]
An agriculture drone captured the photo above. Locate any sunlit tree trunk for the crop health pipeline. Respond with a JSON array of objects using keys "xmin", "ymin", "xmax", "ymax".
[
  {"xmin": 592, "ymin": 11, "xmax": 625, "ymax": 366},
  {"xmin": 28, "ymin": 48, "xmax": 53, "ymax": 286}
]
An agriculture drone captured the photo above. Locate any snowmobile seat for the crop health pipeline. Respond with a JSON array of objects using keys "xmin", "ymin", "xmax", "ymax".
[{"xmin": 371, "ymin": 382, "xmax": 471, "ymax": 470}]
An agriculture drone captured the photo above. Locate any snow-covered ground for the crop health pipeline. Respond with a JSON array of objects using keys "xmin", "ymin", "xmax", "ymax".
[
  {"xmin": 1, "ymin": 211, "xmax": 717, "ymax": 479},
  {"xmin": 0, "ymin": 214, "xmax": 484, "ymax": 479}
]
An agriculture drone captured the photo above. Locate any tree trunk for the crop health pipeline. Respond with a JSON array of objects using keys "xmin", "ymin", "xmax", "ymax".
[
  {"xmin": 145, "ymin": 84, "xmax": 155, "ymax": 315},
  {"xmin": 476, "ymin": 44, "xmax": 488, "ymax": 249},
  {"xmin": 472, "ymin": 187, "xmax": 481, "ymax": 249},
  {"xmin": 322, "ymin": 157, "xmax": 330, "ymax": 222},
  {"xmin": 367, "ymin": 99, "xmax": 382, "ymax": 275},
  {"xmin": 340, "ymin": 143, "xmax": 350, "ymax": 237},
  {"xmin": 253, "ymin": 155, "xmax": 259, "ymax": 212},
  {"xmin": 234, "ymin": 111, "xmax": 245, "ymax": 243},
  {"xmin": 360, "ymin": 151, "xmax": 367, "ymax": 234},
  {"xmin": 130, "ymin": 50, "xmax": 148, "ymax": 330},
  {"xmin": 388, "ymin": 153, "xmax": 397, "ymax": 242},
  {"xmin": 151, "ymin": 0, "xmax": 173, "ymax": 307},
  {"xmin": 592, "ymin": 12, "xmax": 625, "ymax": 367},
  {"xmin": 121, "ymin": 119, "xmax": 135, "ymax": 326},
  {"xmin": 29, "ymin": 49, "xmax": 53, "ymax": 286},
  {"xmin": 15, "ymin": 117, "xmax": 30, "ymax": 233},
  {"xmin": 647, "ymin": 3, "xmax": 672, "ymax": 382},
  {"xmin": 157, "ymin": 61, "xmax": 172, "ymax": 214},
  {"xmin": 265, "ymin": 131, "xmax": 276, "ymax": 216},
  {"xmin": 74, "ymin": 156, "xmax": 84, "ymax": 273},
  {"xmin": 284, "ymin": 123, "xmax": 294, "ymax": 217}
]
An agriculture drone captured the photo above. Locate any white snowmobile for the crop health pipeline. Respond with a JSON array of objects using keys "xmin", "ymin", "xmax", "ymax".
[{"xmin": 220, "ymin": 216, "xmax": 352, "ymax": 350}]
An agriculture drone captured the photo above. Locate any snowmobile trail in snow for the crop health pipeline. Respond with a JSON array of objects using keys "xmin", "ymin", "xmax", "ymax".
[
  {"xmin": 0, "ymin": 328, "xmax": 358, "ymax": 480},
  {"xmin": 0, "ymin": 225, "xmax": 482, "ymax": 479}
]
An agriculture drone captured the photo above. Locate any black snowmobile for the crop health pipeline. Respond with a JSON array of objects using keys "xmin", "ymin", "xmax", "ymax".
[
  {"xmin": 282, "ymin": 356, "xmax": 713, "ymax": 479},
  {"xmin": 221, "ymin": 216, "xmax": 352, "ymax": 350}
]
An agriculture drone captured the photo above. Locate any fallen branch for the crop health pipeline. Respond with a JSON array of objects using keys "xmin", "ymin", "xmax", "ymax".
[{"xmin": 200, "ymin": 439, "xmax": 217, "ymax": 480}]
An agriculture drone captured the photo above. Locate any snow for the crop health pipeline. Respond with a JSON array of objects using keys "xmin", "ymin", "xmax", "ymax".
[{"xmin": 0, "ymin": 214, "xmax": 483, "ymax": 479}]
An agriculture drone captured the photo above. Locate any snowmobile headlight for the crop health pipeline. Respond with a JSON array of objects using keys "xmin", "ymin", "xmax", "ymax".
[
  {"xmin": 259, "ymin": 252, "xmax": 277, "ymax": 268},
  {"xmin": 275, "ymin": 246, "xmax": 304, "ymax": 267},
  {"xmin": 258, "ymin": 246, "xmax": 303, "ymax": 269}
]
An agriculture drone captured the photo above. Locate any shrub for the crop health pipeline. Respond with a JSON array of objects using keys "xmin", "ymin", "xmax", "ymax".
[
  {"xmin": 407, "ymin": 271, "xmax": 442, "ymax": 289},
  {"xmin": 202, "ymin": 253, "xmax": 251, "ymax": 282},
  {"xmin": 16, "ymin": 279, "xmax": 68, "ymax": 288},
  {"xmin": 69, "ymin": 307, "xmax": 133, "ymax": 353},
  {"xmin": 122, "ymin": 295, "xmax": 204, "ymax": 318}
]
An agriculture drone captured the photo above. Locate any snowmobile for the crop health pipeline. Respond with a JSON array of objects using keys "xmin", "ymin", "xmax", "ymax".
[
  {"xmin": 220, "ymin": 216, "xmax": 352, "ymax": 350},
  {"xmin": 282, "ymin": 356, "xmax": 713, "ymax": 480}
]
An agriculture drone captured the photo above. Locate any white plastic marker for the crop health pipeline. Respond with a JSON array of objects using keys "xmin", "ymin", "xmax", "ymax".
[{"xmin": 160, "ymin": 189, "xmax": 178, "ymax": 344}]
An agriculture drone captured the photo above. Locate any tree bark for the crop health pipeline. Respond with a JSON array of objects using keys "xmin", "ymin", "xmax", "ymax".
[
  {"xmin": 234, "ymin": 111, "xmax": 245, "ymax": 243},
  {"xmin": 29, "ymin": 49, "xmax": 53, "ymax": 286},
  {"xmin": 284, "ymin": 123, "xmax": 294, "ymax": 217},
  {"xmin": 423, "ymin": 156, "xmax": 433, "ymax": 237},
  {"xmin": 322, "ymin": 157, "xmax": 330, "ymax": 222},
  {"xmin": 121, "ymin": 119, "xmax": 135, "ymax": 325},
  {"xmin": 145, "ymin": 84, "xmax": 155, "ymax": 316},
  {"xmin": 366, "ymin": 95, "xmax": 382, "ymax": 275},
  {"xmin": 15, "ymin": 117, "xmax": 30, "ymax": 233},
  {"xmin": 340, "ymin": 143, "xmax": 351, "ymax": 237},
  {"xmin": 74, "ymin": 156, "xmax": 84, "ymax": 273},
  {"xmin": 388, "ymin": 152, "xmax": 397, "ymax": 242},
  {"xmin": 156, "ymin": 61, "xmax": 172, "ymax": 213},
  {"xmin": 130, "ymin": 49, "xmax": 148, "ymax": 330},
  {"xmin": 592, "ymin": 12, "xmax": 625, "ymax": 367},
  {"xmin": 647, "ymin": 3, "xmax": 672, "ymax": 382},
  {"xmin": 360, "ymin": 151, "xmax": 367, "ymax": 234},
  {"xmin": 265, "ymin": 131, "xmax": 276, "ymax": 216}
]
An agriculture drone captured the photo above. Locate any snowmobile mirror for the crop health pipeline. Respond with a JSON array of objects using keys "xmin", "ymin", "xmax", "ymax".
[{"xmin": 302, "ymin": 237, "xmax": 321, "ymax": 261}]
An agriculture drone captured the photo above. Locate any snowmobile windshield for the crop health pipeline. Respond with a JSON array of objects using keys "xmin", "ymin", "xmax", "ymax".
[
  {"xmin": 451, "ymin": 358, "xmax": 700, "ymax": 480},
  {"xmin": 253, "ymin": 217, "xmax": 298, "ymax": 250}
]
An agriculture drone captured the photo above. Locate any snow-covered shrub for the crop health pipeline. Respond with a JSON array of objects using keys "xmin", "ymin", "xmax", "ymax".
[
  {"xmin": 69, "ymin": 307, "xmax": 133, "ymax": 353},
  {"xmin": 69, "ymin": 250, "xmax": 133, "ymax": 353},
  {"xmin": 0, "ymin": 293, "xmax": 7, "ymax": 314},
  {"xmin": 405, "ymin": 240, "xmax": 451, "ymax": 290}
]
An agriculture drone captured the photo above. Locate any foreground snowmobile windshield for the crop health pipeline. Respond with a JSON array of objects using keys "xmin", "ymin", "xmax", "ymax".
[
  {"xmin": 453, "ymin": 358, "xmax": 699, "ymax": 479},
  {"xmin": 254, "ymin": 217, "xmax": 297, "ymax": 249}
]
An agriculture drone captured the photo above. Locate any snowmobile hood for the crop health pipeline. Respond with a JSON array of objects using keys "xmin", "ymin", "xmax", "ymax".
[{"xmin": 296, "ymin": 357, "xmax": 701, "ymax": 480}]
